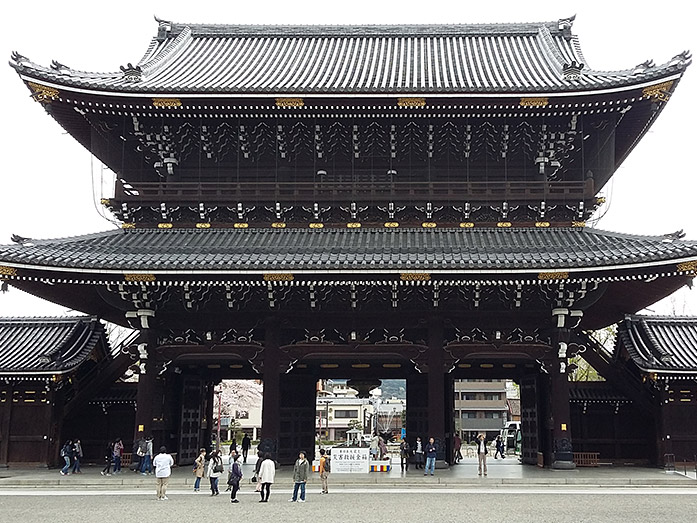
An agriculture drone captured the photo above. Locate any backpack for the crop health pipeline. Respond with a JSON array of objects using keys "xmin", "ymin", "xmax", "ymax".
[{"xmin": 323, "ymin": 456, "xmax": 330, "ymax": 473}]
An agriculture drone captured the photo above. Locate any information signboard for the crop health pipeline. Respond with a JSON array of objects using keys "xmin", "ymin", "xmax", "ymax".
[{"xmin": 331, "ymin": 447, "xmax": 370, "ymax": 474}]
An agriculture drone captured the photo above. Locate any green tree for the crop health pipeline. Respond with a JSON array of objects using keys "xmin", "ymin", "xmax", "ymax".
[{"xmin": 347, "ymin": 420, "xmax": 363, "ymax": 432}]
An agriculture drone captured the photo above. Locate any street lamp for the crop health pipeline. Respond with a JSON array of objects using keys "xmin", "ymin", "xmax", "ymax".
[{"xmin": 214, "ymin": 385, "xmax": 222, "ymax": 452}]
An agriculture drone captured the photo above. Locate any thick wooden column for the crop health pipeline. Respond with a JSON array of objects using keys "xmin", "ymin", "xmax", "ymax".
[
  {"xmin": 406, "ymin": 373, "xmax": 428, "ymax": 444},
  {"xmin": 133, "ymin": 312, "xmax": 158, "ymax": 443},
  {"xmin": 0, "ymin": 383, "xmax": 12, "ymax": 467},
  {"xmin": 427, "ymin": 318, "xmax": 447, "ymax": 461},
  {"xmin": 260, "ymin": 321, "xmax": 280, "ymax": 459},
  {"xmin": 550, "ymin": 309, "xmax": 575, "ymax": 469}
]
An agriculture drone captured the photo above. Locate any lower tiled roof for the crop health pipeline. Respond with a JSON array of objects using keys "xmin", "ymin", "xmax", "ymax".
[
  {"xmin": 0, "ymin": 316, "xmax": 105, "ymax": 375},
  {"xmin": 569, "ymin": 382, "xmax": 631, "ymax": 403},
  {"xmin": 0, "ymin": 227, "xmax": 696, "ymax": 274},
  {"xmin": 618, "ymin": 315, "xmax": 697, "ymax": 373}
]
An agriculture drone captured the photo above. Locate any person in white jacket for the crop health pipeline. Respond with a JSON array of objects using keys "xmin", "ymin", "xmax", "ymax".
[
  {"xmin": 257, "ymin": 453, "xmax": 276, "ymax": 502},
  {"xmin": 207, "ymin": 450, "xmax": 224, "ymax": 496}
]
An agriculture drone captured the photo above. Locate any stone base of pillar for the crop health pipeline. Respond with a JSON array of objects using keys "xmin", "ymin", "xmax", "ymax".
[{"xmin": 552, "ymin": 459, "xmax": 576, "ymax": 470}]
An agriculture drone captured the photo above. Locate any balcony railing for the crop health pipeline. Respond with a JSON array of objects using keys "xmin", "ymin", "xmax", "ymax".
[{"xmin": 114, "ymin": 179, "xmax": 593, "ymax": 206}]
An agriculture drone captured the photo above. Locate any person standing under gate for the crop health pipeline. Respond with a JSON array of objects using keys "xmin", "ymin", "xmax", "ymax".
[
  {"xmin": 241, "ymin": 433, "xmax": 251, "ymax": 463},
  {"xmin": 228, "ymin": 452, "xmax": 243, "ymax": 503},
  {"xmin": 318, "ymin": 448, "xmax": 329, "ymax": 494},
  {"xmin": 112, "ymin": 437, "xmax": 124, "ymax": 474},
  {"xmin": 453, "ymin": 433, "xmax": 462, "ymax": 464},
  {"xmin": 399, "ymin": 437, "xmax": 411, "ymax": 472},
  {"xmin": 72, "ymin": 439, "xmax": 83, "ymax": 473},
  {"xmin": 477, "ymin": 433, "xmax": 488, "ymax": 476},
  {"xmin": 289, "ymin": 451, "xmax": 309, "ymax": 502},
  {"xmin": 257, "ymin": 452, "xmax": 275, "ymax": 502},
  {"xmin": 153, "ymin": 445, "xmax": 174, "ymax": 500},
  {"xmin": 414, "ymin": 436, "xmax": 424, "ymax": 470},
  {"xmin": 208, "ymin": 449, "xmax": 224, "ymax": 496},
  {"xmin": 424, "ymin": 437, "xmax": 437, "ymax": 476},
  {"xmin": 193, "ymin": 448, "xmax": 206, "ymax": 492},
  {"xmin": 101, "ymin": 440, "xmax": 114, "ymax": 476},
  {"xmin": 59, "ymin": 439, "xmax": 73, "ymax": 476}
]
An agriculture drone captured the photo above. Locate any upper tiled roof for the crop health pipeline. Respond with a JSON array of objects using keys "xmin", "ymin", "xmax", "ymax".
[
  {"xmin": 9, "ymin": 17, "xmax": 690, "ymax": 95},
  {"xmin": 1, "ymin": 227, "xmax": 696, "ymax": 274},
  {"xmin": 617, "ymin": 315, "xmax": 697, "ymax": 373},
  {"xmin": 0, "ymin": 316, "xmax": 105, "ymax": 375}
]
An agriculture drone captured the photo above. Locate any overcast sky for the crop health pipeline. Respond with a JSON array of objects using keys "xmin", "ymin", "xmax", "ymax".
[{"xmin": 0, "ymin": 0, "xmax": 695, "ymax": 318}]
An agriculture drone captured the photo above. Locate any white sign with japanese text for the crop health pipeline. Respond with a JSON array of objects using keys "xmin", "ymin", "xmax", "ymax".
[{"xmin": 331, "ymin": 447, "xmax": 370, "ymax": 474}]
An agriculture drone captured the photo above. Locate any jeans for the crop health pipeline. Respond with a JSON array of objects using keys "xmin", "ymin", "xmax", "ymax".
[
  {"xmin": 194, "ymin": 476, "xmax": 202, "ymax": 490},
  {"xmin": 210, "ymin": 476, "xmax": 219, "ymax": 494},
  {"xmin": 113, "ymin": 456, "xmax": 121, "ymax": 472},
  {"xmin": 230, "ymin": 479, "xmax": 239, "ymax": 500},
  {"xmin": 425, "ymin": 456, "xmax": 436, "ymax": 475},
  {"xmin": 140, "ymin": 454, "xmax": 152, "ymax": 473},
  {"xmin": 72, "ymin": 457, "xmax": 81, "ymax": 473},
  {"xmin": 292, "ymin": 481, "xmax": 306, "ymax": 501},
  {"xmin": 61, "ymin": 456, "xmax": 71, "ymax": 474}
]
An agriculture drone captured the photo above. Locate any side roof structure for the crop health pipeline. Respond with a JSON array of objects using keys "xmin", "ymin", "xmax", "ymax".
[
  {"xmin": 9, "ymin": 16, "xmax": 691, "ymax": 95},
  {"xmin": 0, "ymin": 316, "xmax": 107, "ymax": 376},
  {"xmin": 617, "ymin": 315, "xmax": 697, "ymax": 375}
]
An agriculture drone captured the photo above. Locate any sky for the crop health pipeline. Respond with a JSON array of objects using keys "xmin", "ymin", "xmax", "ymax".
[{"xmin": 0, "ymin": 0, "xmax": 695, "ymax": 318}]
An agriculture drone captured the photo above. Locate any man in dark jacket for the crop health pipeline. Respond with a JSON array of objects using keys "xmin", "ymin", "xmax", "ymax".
[
  {"xmin": 241, "ymin": 434, "xmax": 251, "ymax": 463},
  {"xmin": 424, "ymin": 437, "xmax": 437, "ymax": 476},
  {"xmin": 289, "ymin": 451, "xmax": 309, "ymax": 502}
]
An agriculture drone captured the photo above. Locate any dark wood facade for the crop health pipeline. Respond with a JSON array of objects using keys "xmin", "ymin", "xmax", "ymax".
[{"xmin": 2, "ymin": 18, "xmax": 697, "ymax": 467}]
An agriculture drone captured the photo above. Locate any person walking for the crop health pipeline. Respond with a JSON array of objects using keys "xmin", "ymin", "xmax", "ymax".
[
  {"xmin": 101, "ymin": 440, "xmax": 114, "ymax": 476},
  {"xmin": 59, "ymin": 439, "xmax": 73, "ymax": 476},
  {"xmin": 453, "ymin": 433, "xmax": 463, "ymax": 464},
  {"xmin": 477, "ymin": 433, "xmax": 488, "ymax": 476},
  {"xmin": 112, "ymin": 437, "xmax": 123, "ymax": 474},
  {"xmin": 207, "ymin": 449, "xmax": 224, "ymax": 496},
  {"xmin": 134, "ymin": 434, "xmax": 147, "ymax": 473},
  {"xmin": 241, "ymin": 434, "xmax": 251, "ymax": 463},
  {"xmin": 424, "ymin": 437, "xmax": 437, "ymax": 476},
  {"xmin": 494, "ymin": 435, "xmax": 505, "ymax": 459},
  {"xmin": 414, "ymin": 437, "xmax": 424, "ymax": 470},
  {"xmin": 318, "ymin": 448, "xmax": 329, "ymax": 494},
  {"xmin": 289, "ymin": 451, "xmax": 309, "ymax": 502},
  {"xmin": 153, "ymin": 445, "xmax": 174, "ymax": 500},
  {"xmin": 399, "ymin": 437, "xmax": 411, "ymax": 472},
  {"xmin": 369, "ymin": 434, "xmax": 379, "ymax": 460},
  {"xmin": 225, "ymin": 449, "xmax": 238, "ymax": 491},
  {"xmin": 228, "ymin": 452, "xmax": 243, "ymax": 503},
  {"xmin": 257, "ymin": 452, "xmax": 275, "ymax": 502},
  {"xmin": 71, "ymin": 439, "xmax": 83, "ymax": 474},
  {"xmin": 141, "ymin": 435, "xmax": 154, "ymax": 474},
  {"xmin": 193, "ymin": 448, "xmax": 206, "ymax": 492}
]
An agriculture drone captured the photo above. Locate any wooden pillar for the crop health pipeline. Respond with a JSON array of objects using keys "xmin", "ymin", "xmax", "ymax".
[
  {"xmin": 0, "ymin": 384, "xmax": 12, "ymax": 467},
  {"xmin": 260, "ymin": 321, "xmax": 280, "ymax": 460},
  {"xmin": 406, "ymin": 373, "xmax": 428, "ymax": 444},
  {"xmin": 133, "ymin": 319, "xmax": 158, "ymax": 443},
  {"xmin": 550, "ymin": 309, "xmax": 575, "ymax": 469},
  {"xmin": 427, "ymin": 318, "xmax": 446, "ymax": 461}
]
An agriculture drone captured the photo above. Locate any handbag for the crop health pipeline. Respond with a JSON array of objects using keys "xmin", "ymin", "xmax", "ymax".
[{"xmin": 251, "ymin": 473, "xmax": 257, "ymax": 483}]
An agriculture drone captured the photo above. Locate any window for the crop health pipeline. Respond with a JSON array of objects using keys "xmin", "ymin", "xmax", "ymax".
[
  {"xmin": 334, "ymin": 409, "xmax": 358, "ymax": 419},
  {"xmin": 483, "ymin": 412, "xmax": 501, "ymax": 419},
  {"xmin": 461, "ymin": 393, "xmax": 477, "ymax": 401},
  {"xmin": 484, "ymin": 393, "xmax": 501, "ymax": 401},
  {"xmin": 461, "ymin": 411, "xmax": 477, "ymax": 419}
]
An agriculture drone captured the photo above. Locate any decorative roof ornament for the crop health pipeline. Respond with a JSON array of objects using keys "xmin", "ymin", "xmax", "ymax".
[
  {"xmin": 120, "ymin": 63, "xmax": 143, "ymax": 82},
  {"xmin": 50, "ymin": 60, "xmax": 69, "ymax": 72},
  {"xmin": 632, "ymin": 59, "xmax": 655, "ymax": 75},
  {"xmin": 669, "ymin": 50, "xmax": 692, "ymax": 67},
  {"xmin": 155, "ymin": 15, "xmax": 172, "ymax": 41},
  {"xmin": 10, "ymin": 51, "xmax": 30, "ymax": 66},
  {"xmin": 558, "ymin": 15, "xmax": 576, "ymax": 40},
  {"xmin": 562, "ymin": 60, "xmax": 584, "ymax": 81}
]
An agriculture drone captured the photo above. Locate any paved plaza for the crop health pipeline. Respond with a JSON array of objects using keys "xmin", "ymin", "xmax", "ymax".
[{"xmin": 1, "ymin": 456, "xmax": 696, "ymax": 522}]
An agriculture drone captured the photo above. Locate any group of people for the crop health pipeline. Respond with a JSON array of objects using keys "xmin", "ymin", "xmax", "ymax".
[
  {"xmin": 192, "ymin": 445, "xmax": 279, "ymax": 503},
  {"xmin": 399, "ymin": 433, "xmax": 505, "ymax": 476},
  {"xmin": 59, "ymin": 439, "xmax": 83, "ymax": 476}
]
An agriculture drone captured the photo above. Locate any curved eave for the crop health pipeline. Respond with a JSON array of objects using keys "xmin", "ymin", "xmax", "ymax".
[
  {"xmin": 13, "ymin": 67, "xmax": 686, "ymax": 100},
  {"xmin": 1, "ymin": 254, "xmax": 695, "ymax": 281}
]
